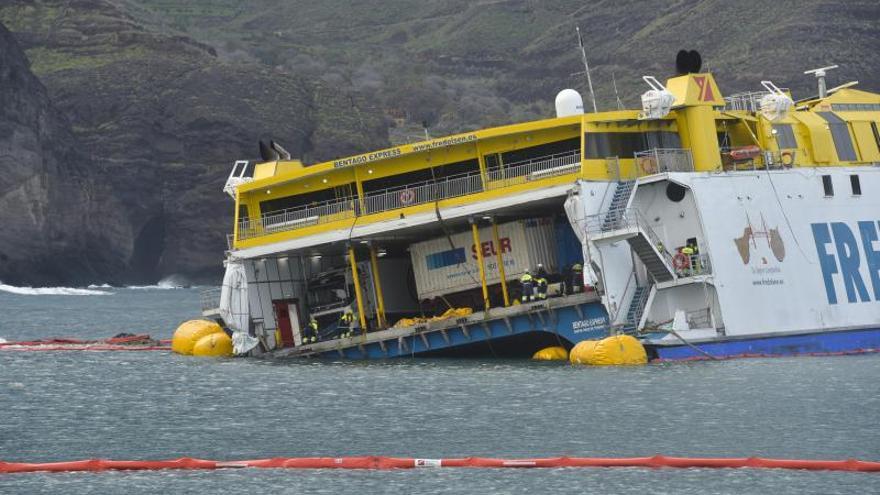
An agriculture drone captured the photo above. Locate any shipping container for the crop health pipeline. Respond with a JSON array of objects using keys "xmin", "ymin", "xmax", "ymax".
[{"xmin": 409, "ymin": 218, "xmax": 558, "ymax": 299}]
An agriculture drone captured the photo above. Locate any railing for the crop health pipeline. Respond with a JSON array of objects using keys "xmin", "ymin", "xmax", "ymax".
[
  {"xmin": 724, "ymin": 92, "xmax": 771, "ymax": 113},
  {"xmin": 237, "ymin": 196, "xmax": 359, "ymax": 240},
  {"xmin": 486, "ymin": 150, "xmax": 580, "ymax": 189},
  {"xmin": 363, "ymin": 170, "xmax": 483, "ymax": 214},
  {"xmin": 686, "ymin": 307, "xmax": 713, "ymax": 328},
  {"xmin": 200, "ymin": 287, "xmax": 222, "ymax": 312},
  {"xmin": 723, "ymin": 90, "xmax": 790, "ymax": 113},
  {"xmin": 674, "ymin": 252, "xmax": 713, "ymax": 277},
  {"xmin": 232, "ymin": 150, "xmax": 584, "ymax": 243},
  {"xmin": 633, "ymin": 148, "xmax": 694, "ymax": 176}
]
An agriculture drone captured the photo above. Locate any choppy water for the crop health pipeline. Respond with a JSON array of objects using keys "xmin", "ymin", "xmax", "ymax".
[{"xmin": 1, "ymin": 288, "xmax": 879, "ymax": 494}]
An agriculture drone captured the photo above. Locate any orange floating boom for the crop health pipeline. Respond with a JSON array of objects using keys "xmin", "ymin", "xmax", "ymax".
[{"xmin": 2, "ymin": 455, "xmax": 880, "ymax": 473}]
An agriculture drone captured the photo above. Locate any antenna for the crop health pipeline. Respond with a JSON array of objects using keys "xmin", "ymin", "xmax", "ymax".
[
  {"xmin": 804, "ymin": 65, "xmax": 838, "ymax": 98},
  {"xmin": 611, "ymin": 71, "xmax": 623, "ymax": 110},
  {"xmin": 575, "ymin": 26, "xmax": 598, "ymax": 113},
  {"xmin": 827, "ymin": 81, "xmax": 859, "ymax": 95}
]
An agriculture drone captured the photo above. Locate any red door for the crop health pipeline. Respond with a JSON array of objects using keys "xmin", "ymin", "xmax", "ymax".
[{"xmin": 273, "ymin": 301, "xmax": 295, "ymax": 347}]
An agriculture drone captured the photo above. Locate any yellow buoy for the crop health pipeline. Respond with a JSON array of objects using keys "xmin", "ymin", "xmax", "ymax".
[
  {"xmin": 171, "ymin": 319, "xmax": 224, "ymax": 356},
  {"xmin": 569, "ymin": 335, "xmax": 647, "ymax": 366},
  {"xmin": 192, "ymin": 331, "xmax": 233, "ymax": 357},
  {"xmin": 532, "ymin": 346, "xmax": 569, "ymax": 361}
]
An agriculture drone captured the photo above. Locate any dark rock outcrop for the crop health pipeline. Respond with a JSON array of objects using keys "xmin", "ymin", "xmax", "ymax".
[
  {"xmin": 0, "ymin": 0, "xmax": 388, "ymax": 285},
  {"xmin": 0, "ymin": 22, "xmax": 124, "ymax": 285}
]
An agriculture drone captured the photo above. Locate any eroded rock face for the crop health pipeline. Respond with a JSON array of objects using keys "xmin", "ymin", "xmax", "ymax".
[
  {"xmin": 0, "ymin": 0, "xmax": 388, "ymax": 285},
  {"xmin": 0, "ymin": 23, "xmax": 127, "ymax": 285}
]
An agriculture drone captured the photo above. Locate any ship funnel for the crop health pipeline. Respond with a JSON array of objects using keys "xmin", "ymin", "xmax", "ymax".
[
  {"xmin": 675, "ymin": 50, "xmax": 702, "ymax": 75},
  {"xmin": 804, "ymin": 65, "xmax": 838, "ymax": 98},
  {"xmin": 555, "ymin": 89, "xmax": 584, "ymax": 117}
]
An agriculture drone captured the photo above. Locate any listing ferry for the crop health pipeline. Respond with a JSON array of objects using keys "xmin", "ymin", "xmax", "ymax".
[{"xmin": 202, "ymin": 53, "xmax": 880, "ymax": 361}]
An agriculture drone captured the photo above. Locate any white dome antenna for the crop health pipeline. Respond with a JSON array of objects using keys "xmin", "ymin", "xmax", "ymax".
[
  {"xmin": 758, "ymin": 80, "xmax": 793, "ymax": 122},
  {"xmin": 639, "ymin": 76, "xmax": 675, "ymax": 120},
  {"xmin": 804, "ymin": 65, "xmax": 838, "ymax": 98},
  {"xmin": 555, "ymin": 89, "xmax": 584, "ymax": 118}
]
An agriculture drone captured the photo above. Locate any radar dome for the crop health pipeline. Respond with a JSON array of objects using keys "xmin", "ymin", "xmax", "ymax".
[{"xmin": 555, "ymin": 89, "xmax": 584, "ymax": 117}]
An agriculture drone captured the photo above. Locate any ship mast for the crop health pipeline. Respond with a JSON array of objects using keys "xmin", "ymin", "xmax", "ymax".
[{"xmin": 575, "ymin": 26, "xmax": 598, "ymax": 113}]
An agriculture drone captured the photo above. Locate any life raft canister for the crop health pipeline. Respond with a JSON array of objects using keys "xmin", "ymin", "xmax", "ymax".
[{"xmin": 728, "ymin": 145, "xmax": 761, "ymax": 161}]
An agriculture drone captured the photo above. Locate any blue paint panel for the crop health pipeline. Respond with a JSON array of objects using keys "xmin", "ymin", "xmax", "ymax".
[
  {"xmin": 425, "ymin": 248, "xmax": 466, "ymax": 270},
  {"xmin": 650, "ymin": 328, "xmax": 880, "ymax": 361},
  {"xmin": 811, "ymin": 223, "xmax": 839, "ymax": 304},
  {"xmin": 317, "ymin": 301, "xmax": 611, "ymax": 359},
  {"xmin": 555, "ymin": 218, "xmax": 584, "ymax": 269}
]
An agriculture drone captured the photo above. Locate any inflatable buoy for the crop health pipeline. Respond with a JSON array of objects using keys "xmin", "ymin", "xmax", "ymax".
[
  {"xmin": 532, "ymin": 346, "xmax": 569, "ymax": 361},
  {"xmin": 781, "ymin": 151, "xmax": 794, "ymax": 166},
  {"xmin": 672, "ymin": 252, "xmax": 690, "ymax": 270},
  {"xmin": 570, "ymin": 335, "xmax": 647, "ymax": 366},
  {"xmin": 171, "ymin": 320, "xmax": 223, "ymax": 356},
  {"xmin": 192, "ymin": 332, "xmax": 233, "ymax": 357}
]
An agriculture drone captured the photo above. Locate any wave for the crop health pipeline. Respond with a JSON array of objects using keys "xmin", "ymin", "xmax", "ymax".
[
  {"xmin": 0, "ymin": 282, "xmax": 111, "ymax": 296},
  {"xmin": 126, "ymin": 275, "xmax": 193, "ymax": 290},
  {"xmin": 87, "ymin": 283, "xmax": 113, "ymax": 289}
]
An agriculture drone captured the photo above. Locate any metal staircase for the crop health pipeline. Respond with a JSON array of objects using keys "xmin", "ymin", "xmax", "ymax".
[
  {"xmin": 587, "ymin": 205, "xmax": 676, "ymax": 283},
  {"xmin": 601, "ymin": 181, "xmax": 635, "ymax": 230},
  {"xmin": 623, "ymin": 285, "xmax": 650, "ymax": 332},
  {"xmin": 627, "ymin": 235, "xmax": 675, "ymax": 282}
]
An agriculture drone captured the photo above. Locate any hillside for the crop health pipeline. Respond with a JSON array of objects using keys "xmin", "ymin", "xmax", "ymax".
[
  {"xmin": 122, "ymin": 0, "xmax": 879, "ymax": 136},
  {"xmin": 0, "ymin": 0, "xmax": 877, "ymax": 284}
]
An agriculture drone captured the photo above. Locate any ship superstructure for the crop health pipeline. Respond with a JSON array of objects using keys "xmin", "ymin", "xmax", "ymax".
[{"xmin": 204, "ymin": 56, "xmax": 880, "ymax": 360}]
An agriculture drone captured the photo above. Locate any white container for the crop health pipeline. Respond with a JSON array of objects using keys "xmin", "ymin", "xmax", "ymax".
[{"xmin": 409, "ymin": 218, "xmax": 558, "ymax": 299}]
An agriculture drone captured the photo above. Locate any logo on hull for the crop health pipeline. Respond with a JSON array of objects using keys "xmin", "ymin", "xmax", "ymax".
[
  {"xmin": 811, "ymin": 221, "xmax": 880, "ymax": 304},
  {"xmin": 734, "ymin": 213, "xmax": 785, "ymax": 265}
]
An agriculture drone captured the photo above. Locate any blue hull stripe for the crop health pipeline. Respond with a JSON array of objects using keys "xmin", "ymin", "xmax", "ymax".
[
  {"xmin": 315, "ymin": 302, "xmax": 610, "ymax": 359},
  {"xmin": 648, "ymin": 327, "xmax": 880, "ymax": 361}
]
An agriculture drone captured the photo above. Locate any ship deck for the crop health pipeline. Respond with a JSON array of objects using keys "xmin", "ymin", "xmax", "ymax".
[{"xmin": 268, "ymin": 291, "xmax": 603, "ymax": 359}]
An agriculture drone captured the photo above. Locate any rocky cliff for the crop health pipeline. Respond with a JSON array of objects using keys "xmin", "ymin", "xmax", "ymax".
[
  {"xmin": 0, "ymin": 1, "xmax": 388, "ymax": 285},
  {"xmin": 0, "ymin": 22, "xmax": 124, "ymax": 285}
]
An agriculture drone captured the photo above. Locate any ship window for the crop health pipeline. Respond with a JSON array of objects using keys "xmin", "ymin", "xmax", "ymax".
[
  {"xmin": 773, "ymin": 124, "xmax": 798, "ymax": 149},
  {"xmin": 584, "ymin": 132, "xmax": 680, "ymax": 159},
  {"xmin": 501, "ymin": 137, "xmax": 580, "ymax": 165},
  {"xmin": 822, "ymin": 175, "xmax": 833, "ymax": 197},
  {"xmin": 666, "ymin": 182, "xmax": 687, "ymax": 202},
  {"xmin": 851, "ymin": 175, "xmax": 861, "ymax": 196},
  {"xmin": 817, "ymin": 112, "xmax": 858, "ymax": 161},
  {"xmin": 361, "ymin": 158, "xmax": 479, "ymax": 195},
  {"xmin": 260, "ymin": 186, "xmax": 341, "ymax": 215},
  {"xmin": 872, "ymin": 122, "xmax": 880, "ymax": 152}
]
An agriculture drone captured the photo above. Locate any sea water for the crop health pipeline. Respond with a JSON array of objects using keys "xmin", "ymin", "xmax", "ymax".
[{"xmin": 0, "ymin": 287, "xmax": 878, "ymax": 494}]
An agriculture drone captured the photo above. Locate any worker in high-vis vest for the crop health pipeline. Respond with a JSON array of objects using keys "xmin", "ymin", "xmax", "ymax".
[
  {"xmin": 568, "ymin": 263, "xmax": 584, "ymax": 295},
  {"xmin": 520, "ymin": 270, "xmax": 534, "ymax": 302},
  {"xmin": 681, "ymin": 244, "xmax": 695, "ymax": 276},
  {"xmin": 306, "ymin": 317, "xmax": 319, "ymax": 344},
  {"xmin": 339, "ymin": 311, "xmax": 354, "ymax": 339},
  {"xmin": 690, "ymin": 242, "xmax": 701, "ymax": 274},
  {"xmin": 535, "ymin": 264, "xmax": 548, "ymax": 300}
]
